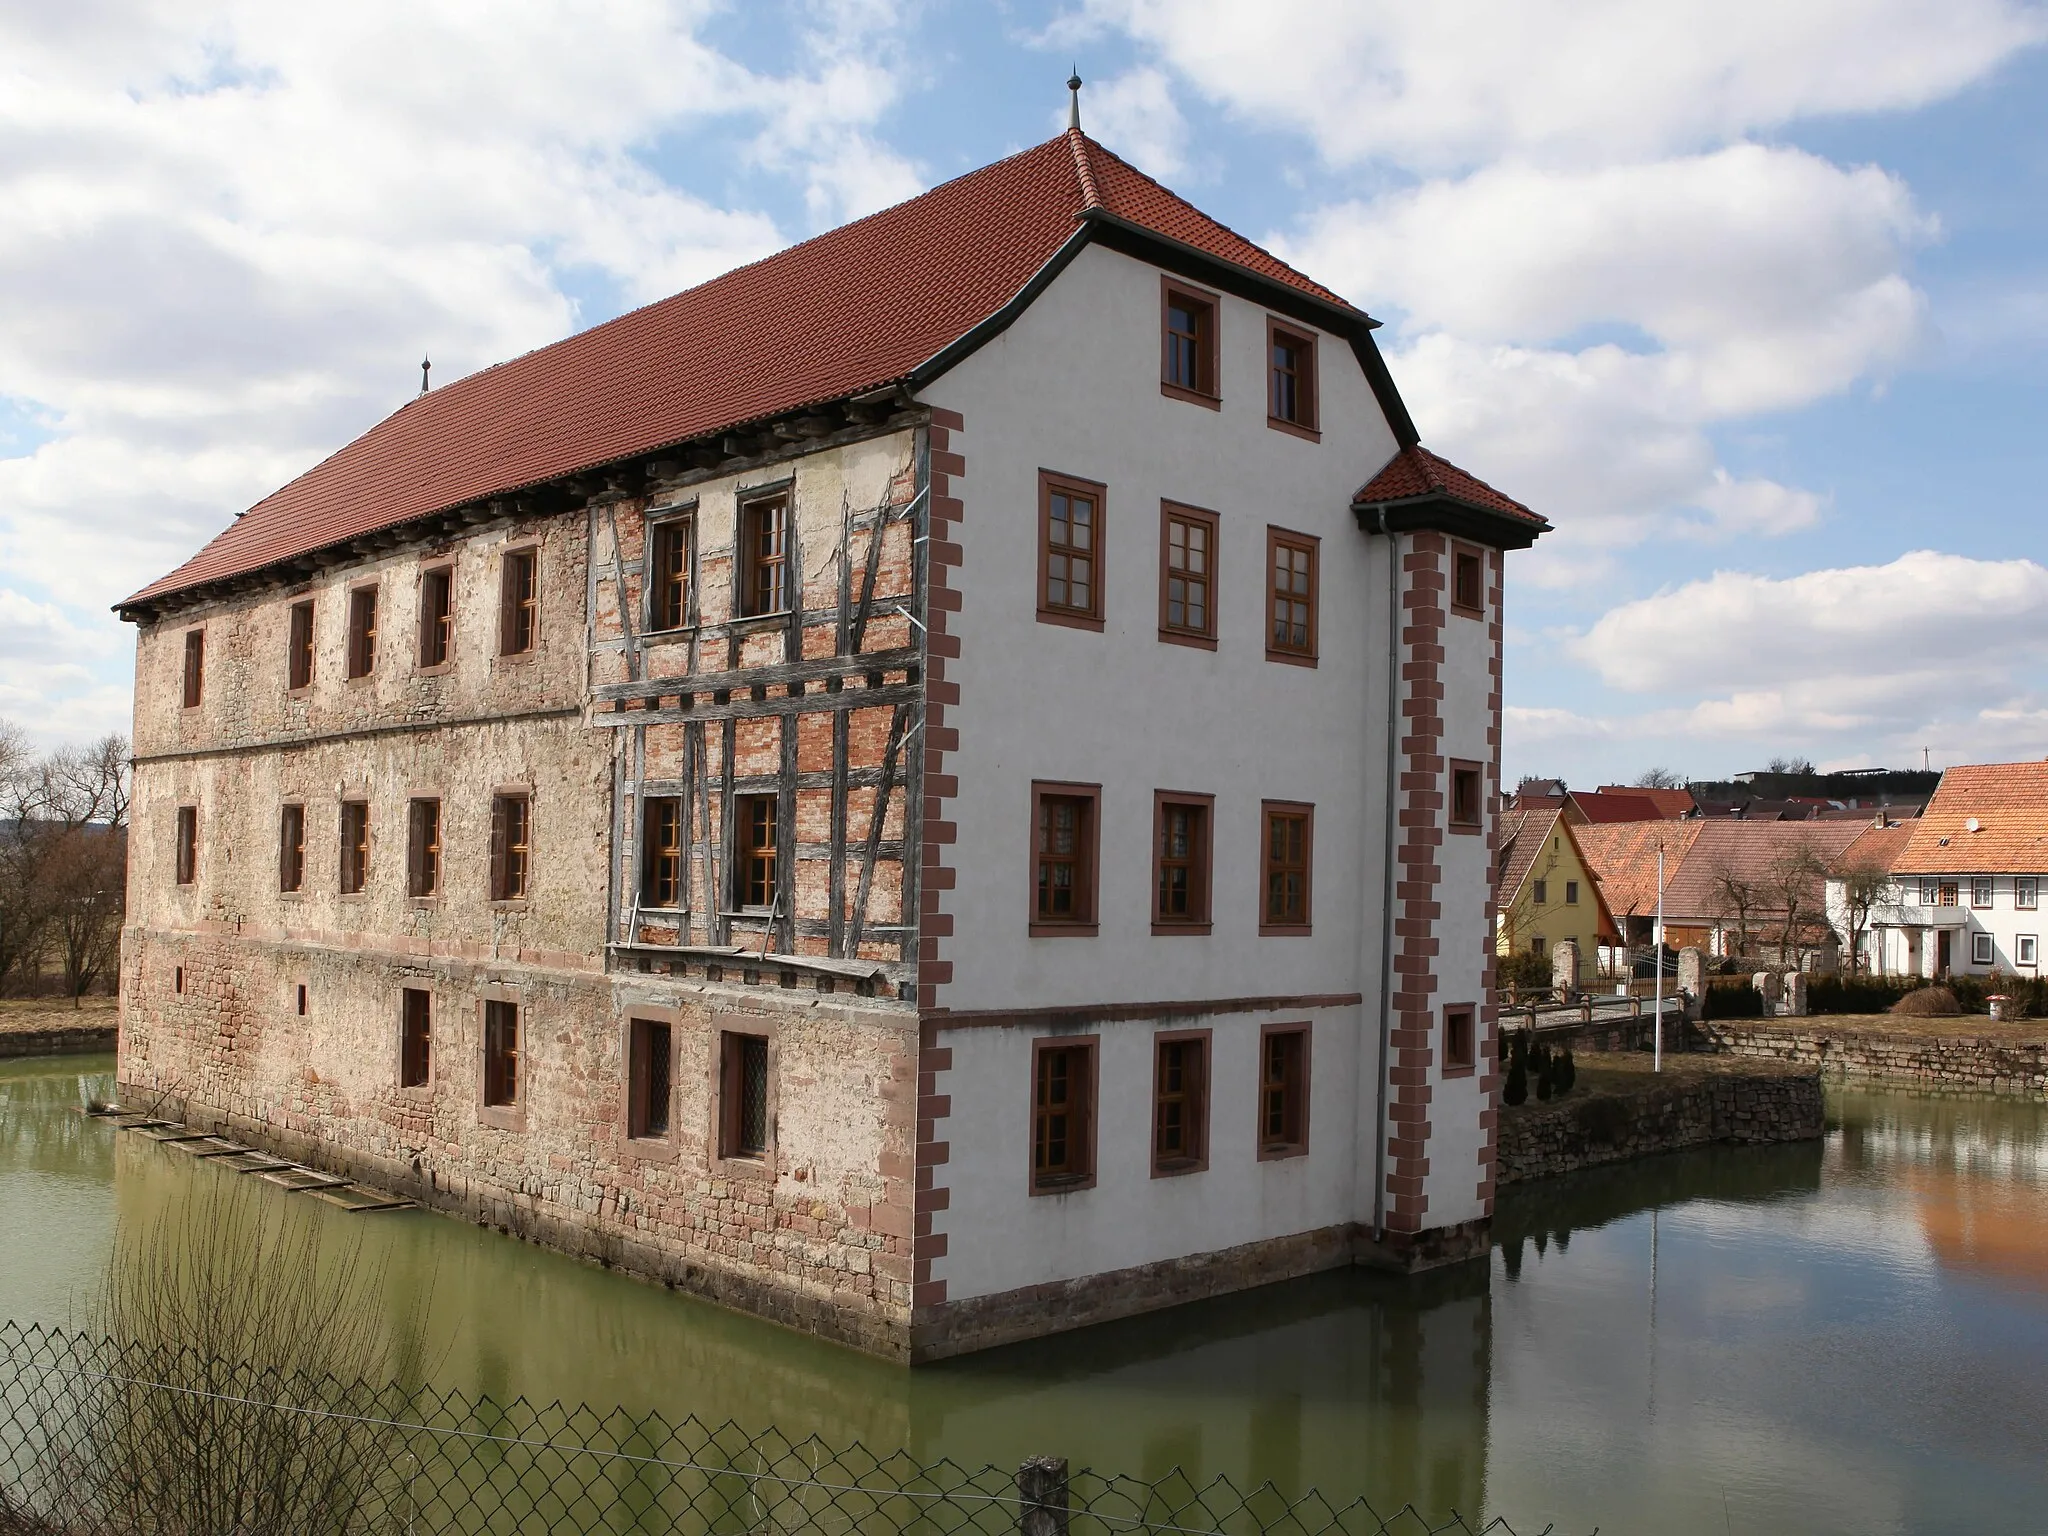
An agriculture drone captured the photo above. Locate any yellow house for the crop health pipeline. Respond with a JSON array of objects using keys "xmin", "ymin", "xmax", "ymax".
[{"xmin": 1495, "ymin": 808, "xmax": 1616, "ymax": 983}]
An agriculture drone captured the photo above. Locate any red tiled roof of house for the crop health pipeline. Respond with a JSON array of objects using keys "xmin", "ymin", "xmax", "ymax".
[
  {"xmin": 1657, "ymin": 820, "xmax": 1864, "ymax": 920},
  {"xmin": 1571, "ymin": 790, "xmax": 1665, "ymax": 824},
  {"xmin": 1352, "ymin": 444, "xmax": 1544, "ymax": 527},
  {"xmin": 1895, "ymin": 762, "xmax": 2048, "ymax": 875},
  {"xmin": 1594, "ymin": 785, "xmax": 1697, "ymax": 818},
  {"xmin": 126, "ymin": 131, "xmax": 1357, "ymax": 609},
  {"xmin": 1574, "ymin": 821, "xmax": 1704, "ymax": 917},
  {"xmin": 1836, "ymin": 820, "xmax": 1916, "ymax": 875},
  {"xmin": 1493, "ymin": 808, "xmax": 1557, "ymax": 908}
]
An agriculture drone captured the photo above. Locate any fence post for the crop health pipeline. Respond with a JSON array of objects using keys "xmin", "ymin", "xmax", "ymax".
[{"xmin": 1018, "ymin": 1457, "xmax": 1070, "ymax": 1536}]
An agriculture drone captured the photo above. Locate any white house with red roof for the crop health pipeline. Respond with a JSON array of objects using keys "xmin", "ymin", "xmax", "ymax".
[
  {"xmin": 1831, "ymin": 762, "xmax": 2048, "ymax": 978},
  {"xmin": 114, "ymin": 107, "xmax": 1546, "ymax": 1361}
]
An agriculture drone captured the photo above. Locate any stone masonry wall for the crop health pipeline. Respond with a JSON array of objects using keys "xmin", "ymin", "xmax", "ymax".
[
  {"xmin": 1497, "ymin": 1068, "xmax": 1823, "ymax": 1185},
  {"xmin": 1699, "ymin": 1020, "xmax": 2048, "ymax": 1097}
]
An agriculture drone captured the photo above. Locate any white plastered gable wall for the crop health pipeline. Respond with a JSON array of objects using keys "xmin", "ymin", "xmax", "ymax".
[{"xmin": 915, "ymin": 239, "xmax": 1444, "ymax": 1301}]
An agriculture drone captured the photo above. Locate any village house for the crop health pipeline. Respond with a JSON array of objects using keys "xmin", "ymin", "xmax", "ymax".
[
  {"xmin": 1493, "ymin": 808, "xmax": 1616, "ymax": 984},
  {"xmin": 1829, "ymin": 762, "xmax": 2048, "ymax": 978},
  {"xmin": 113, "ymin": 113, "xmax": 1547, "ymax": 1362}
]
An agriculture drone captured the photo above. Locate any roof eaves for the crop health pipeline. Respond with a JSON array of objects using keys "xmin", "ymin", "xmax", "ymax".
[
  {"xmin": 908, "ymin": 222, "xmax": 1096, "ymax": 390},
  {"xmin": 1351, "ymin": 489, "xmax": 1551, "ymax": 551}
]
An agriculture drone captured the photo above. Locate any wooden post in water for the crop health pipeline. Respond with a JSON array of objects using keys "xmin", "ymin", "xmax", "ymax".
[{"xmin": 1018, "ymin": 1457, "xmax": 1070, "ymax": 1536}]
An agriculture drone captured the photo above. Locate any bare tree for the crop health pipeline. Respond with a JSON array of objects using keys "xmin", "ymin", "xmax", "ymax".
[
  {"xmin": 1767, "ymin": 841, "xmax": 1833, "ymax": 967},
  {"xmin": 1635, "ymin": 766, "xmax": 1683, "ymax": 789},
  {"xmin": 1706, "ymin": 853, "xmax": 1762, "ymax": 961},
  {"xmin": 0, "ymin": 722, "xmax": 130, "ymax": 997},
  {"xmin": 1766, "ymin": 754, "xmax": 1818, "ymax": 777},
  {"xmin": 1836, "ymin": 855, "xmax": 1897, "ymax": 974},
  {"xmin": 0, "ymin": 720, "xmax": 50, "ymax": 991},
  {"xmin": 46, "ymin": 825, "xmax": 127, "ymax": 1001}
]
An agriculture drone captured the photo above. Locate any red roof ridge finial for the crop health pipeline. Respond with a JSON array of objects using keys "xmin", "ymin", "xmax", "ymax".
[{"xmin": 1065, "ymin": 70, "xmax": 1103, "ymax": 210}]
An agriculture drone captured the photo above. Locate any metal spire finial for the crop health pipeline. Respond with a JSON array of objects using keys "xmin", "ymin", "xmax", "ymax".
[
  {"xmin": 420, "ymin": 356, "xmax": 431, "ymax": 395},
  {"xmin": 1067, "ymin": 68, "xmax": 1082, "ymax": 131}
]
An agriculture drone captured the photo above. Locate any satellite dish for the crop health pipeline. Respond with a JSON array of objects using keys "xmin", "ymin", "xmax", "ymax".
[{"xmin": 1966, "ymin": 818, "xmax": 1982, "ymax": 833}]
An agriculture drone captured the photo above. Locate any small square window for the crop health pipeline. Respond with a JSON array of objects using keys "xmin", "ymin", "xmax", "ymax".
[
  {"xmin": 1031, "ymin": 782, "xmax": 1100, "ymax": 934},
  {"xmin": 339, "ymin": 800, "xmax": 370, "ymax": 894},
  {"xmin": 419, "ymin": 566, "xmax": 454, "ymax": 669},
  {"xmin": 287, "ymin": 600, "xmax": 316, "ymax": 691},
  {"xmin": 1266, "ymin": 528, "xmax": 1319, "ymax": 665},
  {"xmin": 346, "ymin": 587, "xmax": 378, "ymax": 679},
  {"xmin": 1451, "ymin": 543, "xmax": 1485, "ymax": 617},
  {"xmin": 181, "ymin": 629, "xmax": 204, "ymax": 709},
  {"xmin": 1261, "ymin": 801, "xmax": 1313, "ymax": 934},
  {"xmin": 1450, "ymin": 761, "xmax": 1484, "ymax": 831},
  {"xmin": 1532, "ymin": 879, "xmax": 1548, "ymax": 905},
  {"xmin": 499, "ymin": 548, "xmax": 538, "ymax": 656},
  {"xmin": 1266, "ymin": 320, "xmax": 1318, "ymax": 436},
  {"xmin": 400, "ymin": 989, "xmax": 431, "ymax": 1088},
  {"xmin": 628, "ymin": 1018, "xmax": 673, "ymax": 1140},
  {"xmin": 1159, "ymin": 502, "xmax": 1219, "ymax": 647},
  {"xmin": 407, "ymin": 798, "xmax": 442, "ymax": 898},
  {"xmin": 739, "ymin": 497, "xmax": 789, "ymax": 617},
  {"xmin": 1153, "ymin": 791, "xmax": 1213, "ymax": 932},
  {"xmin": 173, "ymin": 806, "xmax": 198, "ymax": 887},
  {"xmin": 1151, "ymin": 1032, "xmax": 1209, "ymax": 1176},
  {"xmin": 2018, "ymin": 935, "xmax": 2038, "ymax": 967},
  {"xmin": 1161, "ymin": 280, "xmax": 1219, "ymax": 403},
  {"xmin": 2019, "ymin": 879, "xmax": 2039, "ymax": 911},
  {"xmin": 1443, "ymin": 1004, "xmax": 1477, "ymax": 1075},
  {"xmin": 1031, "ymin": 1037, "xmax": 1097, "ymax": 1193},
  {"xmin": 1039, "ymin": 472, "xmax": 1106, "ymax": 629},
  {"xmin": 648, "ymin": 517, "xmax": 693, "ymax": 631},
  {"xmin": 1972, "ymin": 931, "xmax": 1994, "ymax": 966},
  {"xmin": 1971, "ymin": 877, "xmax": 1994, "ymax": 908},
  {"xmin": 1258, "ymin": 1025, "xmax": 1310, "ymax": 1159},
  {"xmin": 278, "ymin": 804, "xmax": 305, "ymax": 893},
  {"xmin": 482, "ymin": 999, "xmax": 520, "ymax": 1109},
  {"xmin": 490, "ymin": 793, "xmax": 531, "ymax": 901},
  {"xmin": 719, "ymin": 1031, "xmax": 771, "ymax": 1160}
]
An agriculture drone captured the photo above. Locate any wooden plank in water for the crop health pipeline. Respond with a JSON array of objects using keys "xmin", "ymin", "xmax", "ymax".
[
  {"xmin": 217, "ymin": 1152, "xmax": 292, "ymax": 1174},
  {"xmin": 177, "ymin": 1139, "xmax": 252, "ymax": 1158},
  {"xmin": 308, "ymin": 1186, "xmax": 414, "ymax": 1213},
  {"xmin": 261, "ymin": 1169, "xmax": 350, "ymax": 1192}
]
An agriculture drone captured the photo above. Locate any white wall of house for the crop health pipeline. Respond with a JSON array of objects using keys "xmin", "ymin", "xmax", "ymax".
[
  {"xmin": 918, "ymin": 239, "xmax": 1496, "ymax": 1298},
  {"xmin": 1828, "ymin": 874, "xmax": 2044, "ymax": 976}
]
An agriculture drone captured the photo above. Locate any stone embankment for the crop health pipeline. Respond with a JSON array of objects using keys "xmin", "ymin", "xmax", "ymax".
[
  {"xmin": 1697, "ymin": 1016, "xmax": 2048, "ymax": 1097},
  {"xmin": 0, "ymin": 999, "xmax": 118, "ymax": 1058},
  {"xmin": 1497, "ymin": 1053, "xmax": 1823, "ymax": 1185}
]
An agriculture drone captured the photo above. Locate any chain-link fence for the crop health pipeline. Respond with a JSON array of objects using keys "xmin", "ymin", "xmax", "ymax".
[{"xmin": 0, "ymin": 1323, "xmax": 1579, "ymax": 1536}]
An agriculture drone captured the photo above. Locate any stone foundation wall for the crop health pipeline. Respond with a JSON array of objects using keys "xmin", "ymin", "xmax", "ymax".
[
  {"xmin": 1497, "ymin": 1069, "xmax": 1823, "ymax": 1185},
  {"xmin": 0, "ymin": 1025, "xmax": 118, "ymax": 1058},
  {"xmin": 117, "ymin": 926, "xmax": 919, "ymax": 1357},
  {"xmin": 1699, "ymin": 1021, "xmax": 2048, "ymax": 1096}
]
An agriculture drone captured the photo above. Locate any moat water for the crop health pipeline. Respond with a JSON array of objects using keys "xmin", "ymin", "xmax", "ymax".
[{"xmin": 3, "ymin": 1051, "xmax": 2045, "ymax": 1535}]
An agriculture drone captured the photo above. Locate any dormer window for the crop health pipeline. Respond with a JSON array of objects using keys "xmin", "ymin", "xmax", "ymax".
[{"xmin": 1161, "ymin": 279, "xmax": 1218, "ymax": 405}]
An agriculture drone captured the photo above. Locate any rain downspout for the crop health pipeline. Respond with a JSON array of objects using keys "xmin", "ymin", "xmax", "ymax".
[{"xmin": 1369, "ymin": 509, "xmax": 1402, "ymax": 1241}]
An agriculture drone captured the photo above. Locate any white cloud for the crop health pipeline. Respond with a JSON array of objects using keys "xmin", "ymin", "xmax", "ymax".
[
  {"xmin": 1087, "ymin": 0, "xmax": 2046, "ymax": 170},
  {"xmin": 1061, "ymin": 66, "xmax": 1189, "ymax": 179}
]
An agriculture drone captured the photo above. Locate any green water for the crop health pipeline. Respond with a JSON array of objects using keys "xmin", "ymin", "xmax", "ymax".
[{"xmin": 5, "ymin": 1052, "xmax": 2046, "ymax": 1534}]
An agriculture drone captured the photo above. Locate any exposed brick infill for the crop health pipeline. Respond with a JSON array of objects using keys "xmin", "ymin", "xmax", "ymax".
[
  {"xmin": 1385, "ymin": 535, "xmax": 1447, "ymax": 1233},
  {"xmin": 913, "ymin": 407, "xmax": 966, "ymax": 1316}
]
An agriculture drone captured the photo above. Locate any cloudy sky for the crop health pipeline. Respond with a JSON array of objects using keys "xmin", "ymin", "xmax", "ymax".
[{"xmin": 3, "ymin": 1, "xmax": 2045, "ymax": 786}]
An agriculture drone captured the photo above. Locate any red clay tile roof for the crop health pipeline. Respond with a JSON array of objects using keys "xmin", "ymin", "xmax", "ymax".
[
  {"xmin": 1895, "ymin": 762, "xmax": 2048, "ymax": 875},
  {"xmin": 1580, "ymin": 819, "xmax": 1864, "ymax": 922},
  {"xmin": 125, "ymin": 131, "xmax": 1358, "ymax": 609},
  {"xmin": 1352, "ymin": 445, "xmax": 1543, "ymax": 527},
  {"xmin": 1571, "ymin": 790, "xmax": 1665, "ymax": 824},
  {"xmin": 1594, "ymin": 785, "xmax": 1697, "ymax": 818},
  {"xmin": 1573, "ymin": 821, "xmax": 1704, "ymax": 918},
  {"xmin": 1493, "ymin": 808, "xmax": 1558, "ymax": 907},
  {"xmin": 1836, "ymin": 820, "xmax": 1916, "ymax": 875}
]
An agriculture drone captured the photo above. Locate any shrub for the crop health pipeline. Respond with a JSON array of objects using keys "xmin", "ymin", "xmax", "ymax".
[
  {"xmin": 1498, "ymin": 949, "xmax": 1552, "ymax": 994},
  {"xmin": 1808, "ymin": 975, "xmax": 1920, "ymax": 1015},
  {"xmin": 1891, "ymin": 985, "xmax": 1961, "ymax": 1017},
  {"xmin": 1554, "ymin": 1048, "xmax": 1576, "ymax": 1095},
  {"xmin": 1701, "ymin": 981, "xmax": 1764, "ymax": 1020},
  {"xmin": 1503, "ymin": 1032, "xmax": 1528, "ymax": 1106}
]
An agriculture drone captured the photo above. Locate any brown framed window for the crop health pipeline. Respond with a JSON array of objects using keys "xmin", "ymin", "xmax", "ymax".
[
  {"xmin": 1159, "ymin": 502, "xmax": 1219, "ymax": 647},
  {"xmin": 288, "ymin": 600, "xmax": 315, "ymax": 691},
  {"xmin": 1532, "ymin": 878, "xmax": 1547, "ymax": 905},
  {"xmin": 1153, "ymin": 790, "xmax": 1213, "ymax": 932},
  {"xmin": 181, "ymin": 630, "xmax": 204, "ymax": 709},
  {"xmin": 1443, "ymin": 1003, "xmax": 1477, "ymax": 1076},
  {"xmin": 1037, "ymin": 471, "xmax": 1106, "ymax": 630},
  {"xmin": 346, "ymin": 586, "xmax": 378, "ymax": 679},
  {"xmin": 1266, "ymin": 528, "xmax": 1318, "ymax": 664},
  {"xmin": 1152, "ymin": 1032, "xmax": 1210, "ymax": 1176},
  {"xmin": 1451, "ymin": 542, "xmax": 1485, "ymax": 618},
  {"xmin": 174, "ymin": 806, "xmax": 198, "ymax": 886},
  {"xmin": 1161, "ymin": 278, "xmax": 1218, "ymax": 404},
  {"xmin": 490, "ymin": 792, "xmax": 531, "ymax": 901},
  {"xmin": 499, "ymin": 548, "xmax": 538, "ymax": 656},
  {"xmin": 339, "ymin": 800, "xmax": 370, "ymax": 895},
  {"xmin": 419, "ymin": 566, "xmax": 454, "ymax": 668},
  {"xmin": 628, "ymin": 1018, "xmax": 673, "ymax": 1140},
  {"xmin": 1565, "ymin": 880, "xmax": 1579, "ymax": 905},
  {"xmin": 736, "ymin": 794, "xmax": 777, "ymax": 909},
  {"xmin": 1258, "ymin": 1024, "xmax": 1310, "ymax": 1158},
  {"xmin": 1030, "ymin": 781, "xmax": 1100, "ymax": 934},
  {"xmin": 407, "ymin": 798, "xmax": 441, "ymax": 898},
  {"xmin": 482, "ymin": 999, "xmax": 520, "ymax": 1108},
  {"xmin": 1261, "ymin": 801, "xmax": 1313, "ymax": 934},
  {"xmin": 740, "ymin": 496, "xmax": 789, "ymax": 617},
  {"xmin": 719, "ymin": 1031, "xmax": 771, "ymax": 1159},
  {"xmin": 648, "ymin": 517, "xmax": 692, "ymax": 631},
  {"xmin": 641, "ymin": 795, "xmax": 683, "ymax": 908},
  {"xmin": 1030, "ymin": 1037, "xmax": 1097, "ymax": 1193},
  {"xmin": 278, "ymin": 803, "xmax": 305, "ymax": 893},
  {"xmin": 1449, "ymin": 760, "xmax": 1484, "ymax": 833},
  {"xmin": 1267, "ymin": 319, "xmax": 1319, "ymax": 436},
  {"xmin": 400, "ymin": 989, "xmax": 431, "ymax": 1089}
]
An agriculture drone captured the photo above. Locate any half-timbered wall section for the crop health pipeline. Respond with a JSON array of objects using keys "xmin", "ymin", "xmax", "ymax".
[{"xmin": 585, "ymin": 430, "xmax": 926, "ymax": 997}]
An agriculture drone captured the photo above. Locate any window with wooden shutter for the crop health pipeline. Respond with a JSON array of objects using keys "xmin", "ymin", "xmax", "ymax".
[
  {"xmin": 629, "ymin": 1018, "xmax": 673, "ymax": 1140},
  {"xmin": 1030, "ymin": 1037, "xmax": 1096, "ymax": 1192},
  {"xmin": 499, "ymin": 549, "xmax": 538, "ymax": 656},
  {"xmin": 419, "ymin": 566, "xmax": 453, "ymax": 668},
  {"xmin": 346, "ymin": 586, "xmax": 378, "ymax": 679},
  {"xmin": 1151, "ymin": 1032, "xmax": 1209, "ymax": 1176},
  {"xmin": 1258, "ymin": 1025, "xmax": 1310, "ymax": 1158},
  {"xmin": 278, "ymin": 804, "xmax": 305, "ymax": 893},
  {"xmin": 1451, "ymin": 543, "xmax": 1485, "ymax": 617},
  {"xmin": 288, "ymin": 600, "xmax": 315, "ymax": 690},
  {"xmin": 181, "ymin": 630, "xmax": 204, "ymax": 709},
  {"xmin": 407, "ymin": 798, "xmax": 441, "ymax": 898},
  {"xmin": 339, "ymin": 800, "xmax": 370, "ymax": 894},
  {"xmin": 482, "ymin": 999, "xmax": 519, "ymax": 1108},
  {"xmin": 400, "ymin": 989, "xmax": 431, "ymax": 1088},
  {"xmin": 491, "ymin": 792, "xmax": 530, "ymax": 901}
]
